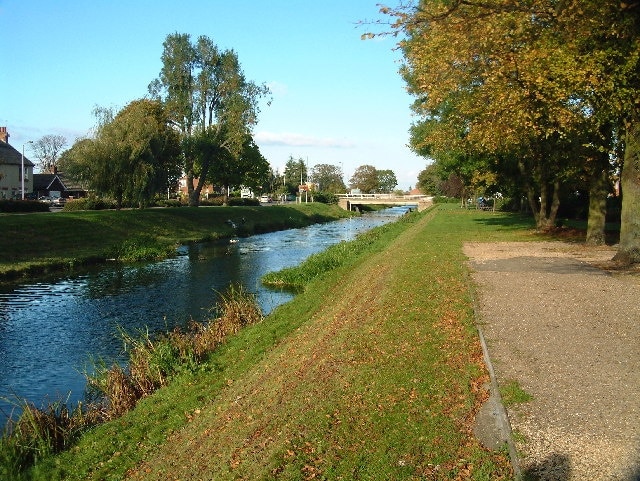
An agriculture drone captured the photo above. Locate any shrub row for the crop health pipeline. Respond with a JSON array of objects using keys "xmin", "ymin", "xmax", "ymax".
[{"xmin": 0, "ymin": 200, "xmax": 50, "ymax": 213}]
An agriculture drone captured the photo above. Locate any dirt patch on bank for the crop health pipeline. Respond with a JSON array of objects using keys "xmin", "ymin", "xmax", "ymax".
[{"xmin": 465, "ymin": 241, "xmax": 640, "ymax": 481}]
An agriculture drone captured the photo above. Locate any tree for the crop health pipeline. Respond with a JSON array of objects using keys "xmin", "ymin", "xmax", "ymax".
[
  {"xmin": 417, "ymin": 163, "xmax": 443, "ymax": 196},
  {"xmin": 149, "ymin": 33, "xmax": 270, "ymax": 206},
  {"xmin": 208, "ymin": 135, "xmax": 270, "ymax": 203},
  {"xmin": 309, "ymin": 163, "xmax": 346, "ymax": 193},
  {"xmin": 58, "ymin": 138, "xmax": 94, "ymax": 191},
  {"xmin": 61, "ymin": 100, "xmax": 180, "ymax": 209},
  {"xmin": 350, "ymin": 165, "xmax": 378, "ymax": 193},
  {"xmin": 283, "ymin": 156, "xmax": 307, "ymax": 194},
  {"xmin": 376, "ymin": 169, "xmax": 397, "ymax": 193},
  {"xmin": 382, "ymin": 0, "xmax": 639, "ymax": 260},
  {"xmin": 31, "ymin": 135, "xmax": 67, "ymax": 173}
]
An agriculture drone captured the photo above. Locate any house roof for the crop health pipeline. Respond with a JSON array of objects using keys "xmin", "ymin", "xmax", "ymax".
[
  {"xmin": 33, "ymin": 172, "xmax": 86, "ymax": 193},
  {"xmin": 0, "ymin": 141, "xmax": 35, "ymax": 167},
  {"xmin": 33, "ymin": 173, "xmax": 64, "ymax": 191}
]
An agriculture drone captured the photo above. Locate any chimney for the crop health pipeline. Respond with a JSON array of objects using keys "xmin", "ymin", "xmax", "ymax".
[{"xmin": 0, "ymin": 127, "xmax": 8, "ymax": 144}]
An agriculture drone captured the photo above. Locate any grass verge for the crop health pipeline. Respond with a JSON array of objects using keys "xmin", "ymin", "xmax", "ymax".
[
  {"xmin": 0, "ymin": 204, "xmax": 351, "ymax": 282},
  {"xmin": 19, "ymin": 204, "xmax": 537, "ymax": 480}
]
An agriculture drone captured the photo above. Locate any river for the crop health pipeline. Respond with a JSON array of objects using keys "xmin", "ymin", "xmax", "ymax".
[{"xmin": 0, "ymin": 206, "xmax": 412, "ymax": 426}]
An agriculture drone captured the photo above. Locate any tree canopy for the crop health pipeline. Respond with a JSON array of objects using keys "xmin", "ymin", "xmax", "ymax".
[
  {"xmin": 31, "ymin": 135, "xmax": 67, "ymax": 174},
  {"xmin": 309, "ymin": 163, "xmax": 346, "ymax": 193},
  {"xmin": 61, "ymin": 100, "xmax": 181, "ymax": 208},
  {"xmin": 377, "ymin": 169, "xmax": 398, "ymax": 193},
  {"xmin": 380, "ymin": 0, "xmax": 639, "ymax": 262},
  {"xmin": 149, "ymin": 33, "xmax": 270, "ymax": 206},
  {"xmin": 282, "ymin": 156, "xmax": 308, "ymax": 194},
  {"xmin": 349, "ymin": 165, "xmax": 378, "ymax": 193}
]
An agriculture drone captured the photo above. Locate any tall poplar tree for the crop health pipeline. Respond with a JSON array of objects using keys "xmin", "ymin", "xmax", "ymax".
[{"xmin": 149, "ymin": 33, "xmax": 270, "ymax": 206}]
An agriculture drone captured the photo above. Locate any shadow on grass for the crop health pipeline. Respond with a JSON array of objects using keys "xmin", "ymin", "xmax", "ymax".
[
  {"xmin": 470, "ymin": 211, "xmax": 621, "ymax": 245},
  {"xmin": 469, "ymin": 211, "xmax": 536, "ymax": 231}
]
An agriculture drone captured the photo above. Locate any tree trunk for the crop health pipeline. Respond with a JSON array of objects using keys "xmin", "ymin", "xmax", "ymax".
[
  {"xmin": 548, "ymin": 179, "xmax": 561, "ymax": 227},
  {"xmin": 525, "ymin": 186, "xmax": 538, "ymax": 221},
  {"xmin": 613, "ymin": 115, "xmax": 640, "ymax": 264},
  {"xmin": 538, "ymin": 182, "xmax": 549, "ymax": 228},
  {"xmin": 585, "ymin": 164, "xmax": 609, "ymax": 246},
  {"xmin": 187, "ymin": 171, "xmax": 197, "ymax": 207},
  {"xmin": 536, "ymin": 180, "xmax": 561, "ymax": 230},
  {"xmin": 519, "ymin": 158, "xmax": 539, "ymax": 220},
  {"xmin": 190, "ymin": 156, "xmax": 214, "ymax": 207},
  {"xmin": 525, "ymin": 178, "xmax": 561, "ymax": 231},
  {"xmin": 223, "ymin": 185, "xmax": 229, "ymax": 206}
]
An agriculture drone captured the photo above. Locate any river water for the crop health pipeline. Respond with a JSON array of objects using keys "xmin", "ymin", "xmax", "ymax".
[{"xmin": 0, "ymin": 206, "xmax": 412, "ymax": 426}]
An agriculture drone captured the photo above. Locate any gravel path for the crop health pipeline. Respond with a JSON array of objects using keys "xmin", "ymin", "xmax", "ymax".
[{"xmin": 464, "ymin": 242, "xmax": 640, "ymax": 481}]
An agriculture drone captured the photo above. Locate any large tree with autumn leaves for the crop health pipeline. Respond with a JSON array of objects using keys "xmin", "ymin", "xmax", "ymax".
[{"xmin": 380, "ymin": 0, "xmax": 639, "ymax": 263}]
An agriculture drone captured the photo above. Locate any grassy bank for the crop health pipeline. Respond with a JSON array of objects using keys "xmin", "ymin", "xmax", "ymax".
[
  {"xmin": 0, "ymin": 203, "xmax": 350, "ymax": 281},
  {"xmin": 14, "ymin": 204, "xmax": 539, "ymax": 481}
]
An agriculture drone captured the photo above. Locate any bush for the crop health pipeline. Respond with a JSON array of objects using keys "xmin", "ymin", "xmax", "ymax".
[
  {"xmin": 62, "ymin": 197, "xmax": 115, "ymax": 211},
  {"xmin": 0, "ymin": 199, "xmax": 50, "ymax": 213},
  {"xmin": 431, "ymin": 196, "xmax": 460, "ymax": 204},
  {"xmin": 199, "ymin": 196, "xmax": 225, "ymax": 206},
  {"xmin": 312, "ymin": 191, "xmax": 338, "ymax": 204},
  {"xmin": 228, "ymin": 197, "xmax": 260, "ymax": 206},
  {"xmin": 155, "ymin": 199, "xmax": 183, "ymax": 208}
]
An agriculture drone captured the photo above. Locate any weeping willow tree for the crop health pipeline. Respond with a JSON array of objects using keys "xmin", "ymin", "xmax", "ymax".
[{"xmin": 60, "ymin": 100, "xmax": 181, "ymax": 209}]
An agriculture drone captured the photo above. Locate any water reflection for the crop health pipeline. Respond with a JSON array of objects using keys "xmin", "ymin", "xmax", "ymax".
[{"xmin": 0, "ymin": 207, "xmax": 411, "ymax": 424}]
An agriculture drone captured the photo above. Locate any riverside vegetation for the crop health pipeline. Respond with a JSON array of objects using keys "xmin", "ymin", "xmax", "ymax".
[
  {"xmin": 1, "ymin": 204, "xmax": 548, "ymax": 480},
  {"xmin": 0, "ymin": 203, "xmax": 351, "ymax": 282}
]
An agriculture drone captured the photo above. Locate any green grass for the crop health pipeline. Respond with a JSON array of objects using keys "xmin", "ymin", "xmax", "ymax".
[
  {"xmin": 499, "ymin": 380, "xmax": 534, "ymax": 406},
  {"xmin": 13, "ymin": 205, "xmax": 540, "ymax": 480},
  {"xmin": 0, "ymin": 203, "xmax": 351, "ymax": 281}
]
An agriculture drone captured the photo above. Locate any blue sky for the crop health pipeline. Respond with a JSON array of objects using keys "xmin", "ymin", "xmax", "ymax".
[{"xmin": 1, "ymin": 1, "xmax": 428, "ymax": 190}]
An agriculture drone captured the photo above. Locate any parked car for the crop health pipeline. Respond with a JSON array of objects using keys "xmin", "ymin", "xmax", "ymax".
[
  {"xmin": 260, "ymin": 195, "xmax": 272, "ymax": 203},
  {"xmin": 39, "ymin": 196, "xmax": 53, "ymax": 204},
  {"xmin": 51, "ymin": 197, "xmax": 66, "ymax": 206}
]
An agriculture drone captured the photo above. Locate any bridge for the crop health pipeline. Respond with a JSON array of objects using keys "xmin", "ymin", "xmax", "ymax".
[{"xmin": 337, "ymin": 194, "xmax": 433, "ymax": 212}]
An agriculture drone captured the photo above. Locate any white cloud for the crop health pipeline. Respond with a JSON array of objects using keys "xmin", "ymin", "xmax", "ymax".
[
  {"xmin": 255, "ymin": 131, "xmax": 356, "ymax": 149},
  {"xmin": 266, "ymin": 81, "xmax": 288, "ymax": 96}
]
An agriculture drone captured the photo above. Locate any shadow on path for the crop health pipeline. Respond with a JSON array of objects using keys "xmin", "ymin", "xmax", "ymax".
[{"xmin": 523, "ymin": 453, "xmax": 571, "ymax": 481}]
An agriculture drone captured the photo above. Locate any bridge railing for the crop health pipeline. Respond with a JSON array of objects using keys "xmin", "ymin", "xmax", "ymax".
[{"xmin": 337, "ymin": 193, "xmax": 432, "ymax": 201}]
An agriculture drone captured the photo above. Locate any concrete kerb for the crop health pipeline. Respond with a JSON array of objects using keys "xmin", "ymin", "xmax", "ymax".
[
  {"xmin": 475, "ymin": 325, "xmax": 522, "ymax": 479},
  {"xmin": 466, "ymin": 268, "xmax": 522, "ymax": 479}
]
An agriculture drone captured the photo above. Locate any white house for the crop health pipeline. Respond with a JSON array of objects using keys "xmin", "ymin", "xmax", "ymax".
[{"xmin": 0, "ymin": 127, "xmax": 35, "ymax": 199}]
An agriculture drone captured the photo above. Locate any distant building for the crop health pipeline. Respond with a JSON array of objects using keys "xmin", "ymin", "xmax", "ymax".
[
  {"xmin": 0, "ymin": 127, "xmax": 35, "ymax": 199},
  {"xmin": 240, "ymin": 186, "xmax": 254, "ymax": 198},
  {"xmin": 32, "ymin": 168, "xmax": 88, "ymax": 199},
  {"xmin": 299, "ymin": 182, "xmax": 319, "ymax": 192},
  {"xmin": 178, "ymin": 176, "xmax": 216, "ymax": 199}
]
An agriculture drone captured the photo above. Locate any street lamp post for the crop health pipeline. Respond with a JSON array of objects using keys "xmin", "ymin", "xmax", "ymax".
[{"xmin": 21, "ymin": 141, "xmax": 33, "ymax": 200}]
